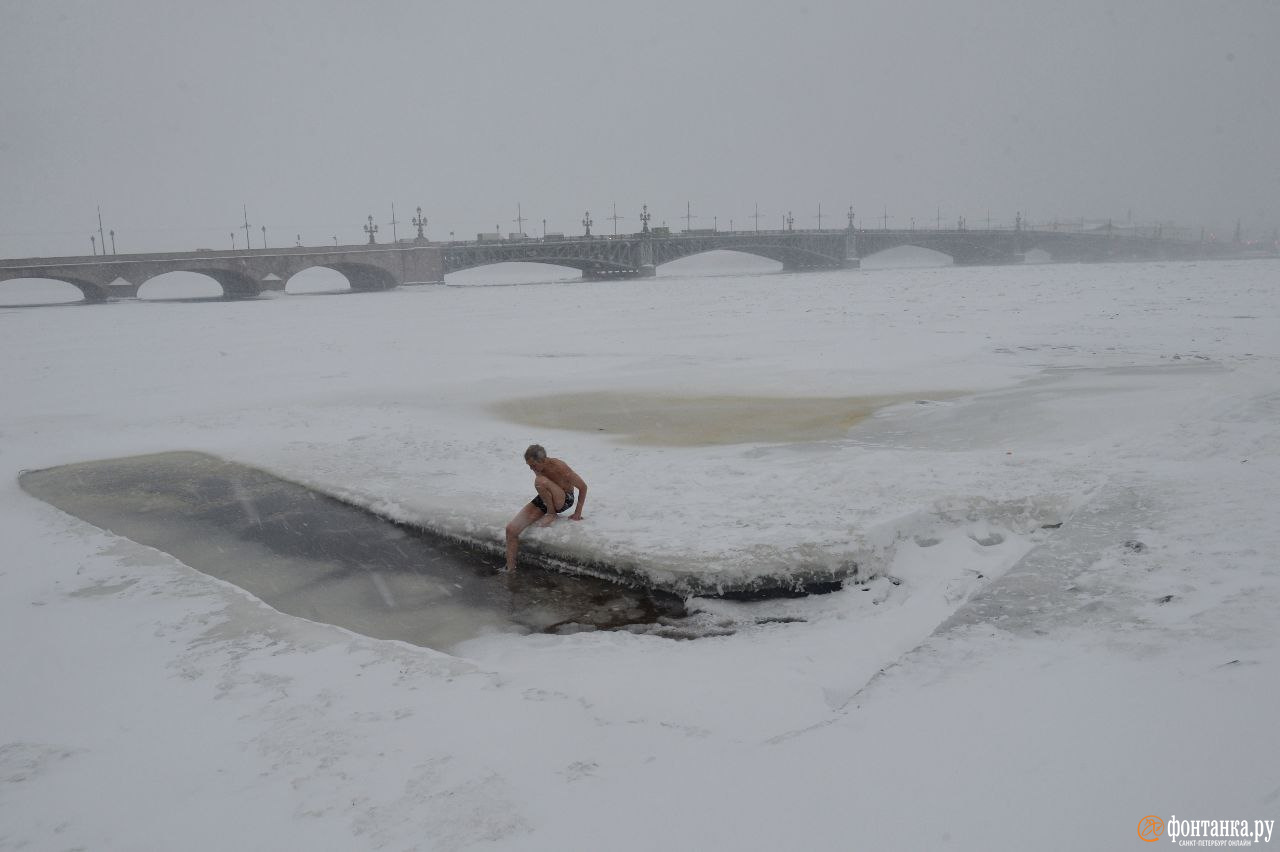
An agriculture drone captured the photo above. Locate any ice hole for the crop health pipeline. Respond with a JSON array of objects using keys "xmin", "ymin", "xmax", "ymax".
[{"xmin": 19, "ymin": 452, "xmax": 687, "ymax": 651}]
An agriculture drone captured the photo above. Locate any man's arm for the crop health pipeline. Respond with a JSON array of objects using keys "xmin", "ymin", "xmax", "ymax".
[{"xmin": 565, "ymin": 467, "xmax": 587, "ymax": 520}]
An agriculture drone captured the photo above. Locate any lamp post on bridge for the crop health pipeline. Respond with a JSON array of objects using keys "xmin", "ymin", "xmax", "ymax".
[
  {"xmin": 640, "ymin": 204, "xmax": 651, "ymax": 235},
  {"xmin": 412, "ymin": 207, "xmax": 427, "ymax": 241},
  {"xmin": 261, "ymin": 225, "xmax": 267, "ymax": 249},
  {"xmin": 90, "ymin": 235, "xmax": 96, "ymax": 256},
  {"xmin": 230, "ymin": 232, "xmax": 236, "ymax": 250},
  {"xmin": 582, "ymin": 211, "xmax": 593, "ymax": 238},
  {"xmin": 109, "ymin": 229, "xmax": 116, "ymax": 254},
  {"xmin": 786, "ymin": 211, "xmax": 794, "ymax": 232},
  {"xmin": 364, "ymin": 215, "xmax": 378, "ymax": 245},
  {"xmin": 847, "ymin": 206, "xmax": 855, "ymax": 232}
]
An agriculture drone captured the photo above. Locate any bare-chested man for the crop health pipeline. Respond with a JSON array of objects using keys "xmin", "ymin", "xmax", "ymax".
[{"xmin": 504, "ymin": 444, "xmax": 588, "ymax": 572}]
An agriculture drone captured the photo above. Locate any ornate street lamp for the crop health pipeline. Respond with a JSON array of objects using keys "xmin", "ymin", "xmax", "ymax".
[
  {"xmin": 412, "ymin": 206, "xmax": 427, "ymax": 240},
  {"xmin": 364, "ymin": 215, "xmax": 378, "ymax": 244}
]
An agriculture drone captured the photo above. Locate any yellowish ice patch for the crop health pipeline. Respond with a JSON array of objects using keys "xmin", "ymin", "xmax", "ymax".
[{"xmin": 493, "ymin": 391, "xmax": 954, "ymax": 446}]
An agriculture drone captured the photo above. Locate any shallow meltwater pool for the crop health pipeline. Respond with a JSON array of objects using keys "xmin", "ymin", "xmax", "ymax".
[
  {"xmin": 492, "ymin": 391, "xmax": 955, "ymax": 446},
  {"xmin": 19, "ymin": 452, "xmax": 687, "ymax": 651}
]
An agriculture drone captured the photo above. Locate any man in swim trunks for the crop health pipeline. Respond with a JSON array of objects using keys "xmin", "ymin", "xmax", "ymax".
[{"xmin": 504, "ymin": 444, "xmax": 588, "ymax": 572}]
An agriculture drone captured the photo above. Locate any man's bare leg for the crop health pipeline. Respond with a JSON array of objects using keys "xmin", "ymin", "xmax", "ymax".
[
  {"xmin": 504, "ymin": 504, "xmax": 543, "ymax": 571},
  {"xmin": 533, "ymin": 476, "xmax": 566, "ymax": 528}
]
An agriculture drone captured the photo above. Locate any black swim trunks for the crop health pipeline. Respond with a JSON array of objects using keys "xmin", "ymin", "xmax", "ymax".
[{"xmin": 530, "ymin": 491, "xmax": 574, "ymax": 514}]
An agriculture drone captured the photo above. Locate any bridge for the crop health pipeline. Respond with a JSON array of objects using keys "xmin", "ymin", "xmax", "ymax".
[
  {"xmin": 0, "ymin": 226, "xmax": 1263, "ymax": 302},
  {"xmin": 0, "ymin": 244, "xmax": 442, "ymax": 302},
  {"xmin": 445, "ymin": 229, "xmax": 854, "ymax": 278},
  {"xmin": 854, "ymin": 227, "xmax": 1246, "ymax": 265}
]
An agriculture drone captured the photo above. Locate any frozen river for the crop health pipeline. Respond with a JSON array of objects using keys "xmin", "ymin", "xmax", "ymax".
[{"xmin": 2, "ymin": 253, "xmax": 1278, "ymax": 850}]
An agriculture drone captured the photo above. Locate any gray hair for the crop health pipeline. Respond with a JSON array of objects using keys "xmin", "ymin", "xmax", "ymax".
[{"xmin": 523, "ymin": 444, "xmax": 547, "ymax": 462}]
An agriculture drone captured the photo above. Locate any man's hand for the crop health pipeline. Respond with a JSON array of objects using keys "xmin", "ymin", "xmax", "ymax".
[{"xmin": 569, "ymin": 512, "xmax": 584, "ymax": 521}]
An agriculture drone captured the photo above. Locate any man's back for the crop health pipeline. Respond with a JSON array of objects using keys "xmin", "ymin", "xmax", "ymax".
[{"xmin": 540, "ymin": 458, "xmax": 578, "ymax": 494}]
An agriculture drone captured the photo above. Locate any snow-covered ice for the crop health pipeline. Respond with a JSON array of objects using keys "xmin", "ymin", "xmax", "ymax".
[{"xmin": 2, "ymin": 256, "xmax": 1278, "ymax": 850}]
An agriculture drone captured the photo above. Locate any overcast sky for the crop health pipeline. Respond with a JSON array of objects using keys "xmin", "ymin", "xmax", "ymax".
[{"xmin": 2, "ymin": 0, "xmax": 1277, "ymax": 256}]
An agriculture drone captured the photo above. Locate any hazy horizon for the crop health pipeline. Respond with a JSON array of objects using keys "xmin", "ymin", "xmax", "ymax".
[{"xmin": 2, "ymin": 0, "xmax": 1277, "ymax": 257}]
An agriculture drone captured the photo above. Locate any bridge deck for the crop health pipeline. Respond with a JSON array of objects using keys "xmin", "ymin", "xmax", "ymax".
[{"xmin": 1, "ymin": 229, "xmax": 1265, "ymax": 302}]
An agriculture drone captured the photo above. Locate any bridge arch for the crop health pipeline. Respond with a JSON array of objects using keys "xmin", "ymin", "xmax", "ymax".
[
  {"xmin": 445, "ymin": 254, "xmax": 634, "ymax": 278},
  {"xmin": 859, "ymin": 245, "xmax": 955, "ymax": 268},
  {"xmin": 137, "ymin": 270, "xmax": 257, "ymax": 300},
  {"xmin": 445, "ymin": 261, "xmax": 579, "ymax": 285},
  {"xmin": 854, "ymin": 232, "xmax": 1024, "ymax": 266},
  {"xmin": 283, "ymin": 261, "xmax": 398, "ymax": 292},
  {"xmin": 285, "ymin": 266, "xmax": 353, "ymax": 294},
  {"xmin": 659, "ymin": 249, "xmax": 783, "ymax": 275},
  {"xmin": 650, "ymin": 234, "xmax": 849, "ymax": 269},
  {"xmin": 0, "ymin": 276, "xmax": 88, "ymax": 305}
]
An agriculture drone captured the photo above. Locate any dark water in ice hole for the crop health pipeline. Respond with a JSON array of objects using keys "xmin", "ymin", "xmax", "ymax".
[{"xmin": 19, "ymin": 452, "xmax": 688, "ymax": 651}]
